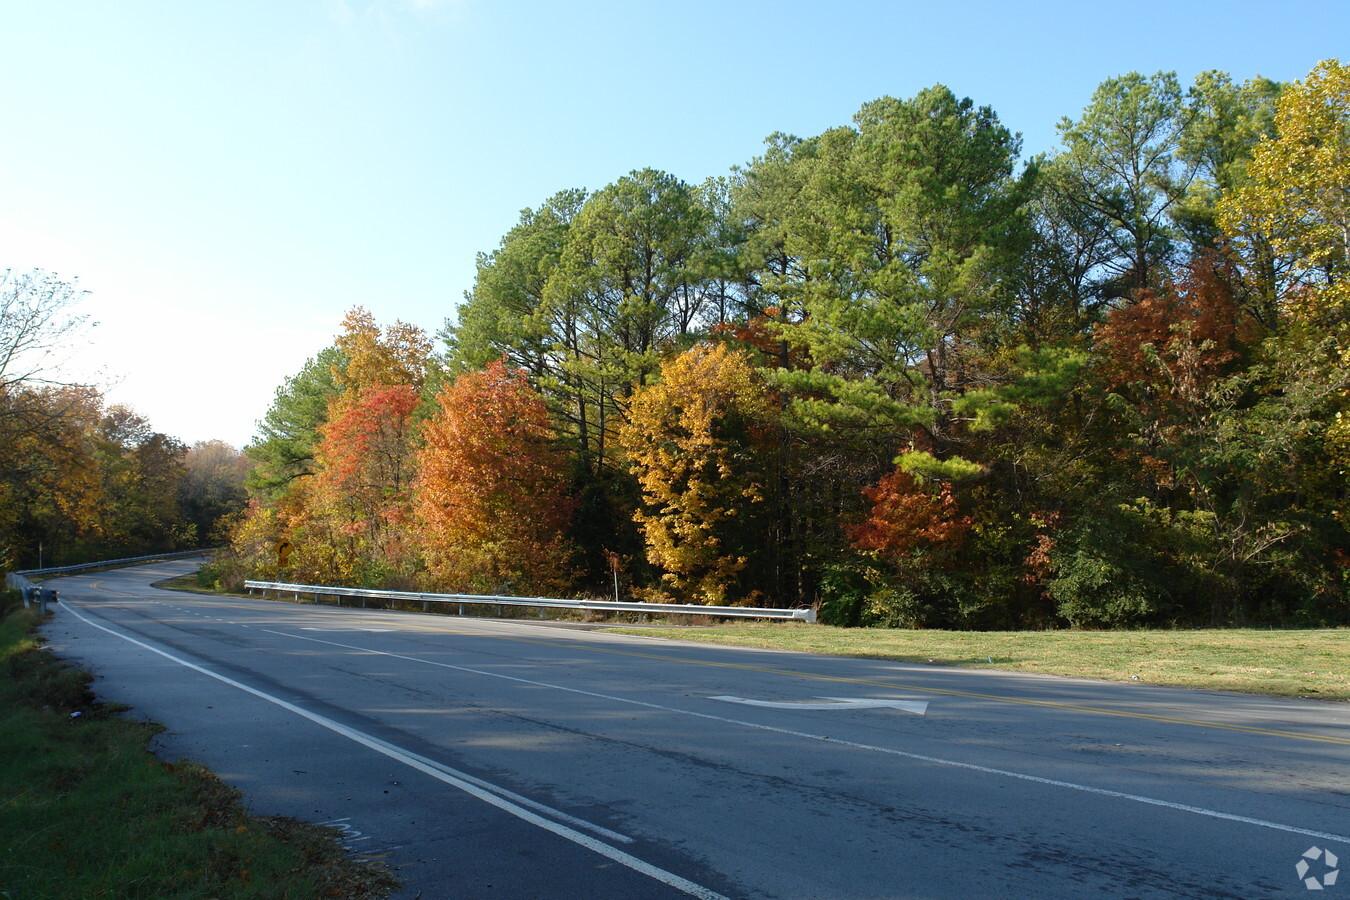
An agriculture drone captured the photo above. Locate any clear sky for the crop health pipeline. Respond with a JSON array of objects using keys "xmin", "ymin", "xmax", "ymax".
[{"xmin": 2, "ymin": 0, "xmax": 1345, "ymax": 449}]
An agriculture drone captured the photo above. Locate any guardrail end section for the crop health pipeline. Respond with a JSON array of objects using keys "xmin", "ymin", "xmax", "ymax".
[{"xmin": 794, "ymin": 608, "xmax": 818, "ymax": 624}]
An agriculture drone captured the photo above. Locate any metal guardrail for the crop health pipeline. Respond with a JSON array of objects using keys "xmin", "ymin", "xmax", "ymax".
[
  {"xmin": 6, "ymin": 550, "xmax": 216, "ymax": 615},
  {"xmin": 11, "ymin": 549, "xmax": 216, "ymax": 580},
  {"xmin": 244, "ymin": 579, "xmax": 817, "ymax": 624},
  {"xmin": 5, "ymin": 573, "xmax": 58, "ymax": 614}
]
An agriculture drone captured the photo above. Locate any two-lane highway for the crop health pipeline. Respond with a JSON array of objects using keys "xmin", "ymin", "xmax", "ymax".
[{"xmin": 40, "ymin": 562, "xmax": 1350, "ymax": 898}]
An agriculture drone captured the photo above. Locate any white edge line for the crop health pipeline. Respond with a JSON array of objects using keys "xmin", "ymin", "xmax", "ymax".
[
  {"xmin": 271, "ymin": 629, "xmax": 1350, "ymax": 847},
  {"xmin": 348, "ymin": 726, "xmax": 637, "ymax": 846},
  {"xmin": 58, "ymin": 600, "xmax": 729, "ymax": 900}
]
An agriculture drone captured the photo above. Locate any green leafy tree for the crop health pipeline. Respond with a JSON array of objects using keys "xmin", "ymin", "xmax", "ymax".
[
  {"xmin": 246, "ymin": 345, "xmax": 346, "ymax": 499},
  {"xmin": 1052, "ymin": 71, "xmax": 1196, "ymax": 298},
  {"xmin": 542, "ymin": 168, "xmax": 714, "ymax": 472},
  {"xmin": 1175, "ymin": 73, "xmax": 1281, "ymax": 245},
  {"xmin": 1174, "ymin": 72, "xmax": 1287, "ymax": 325},
  {"xmin": 1011, "ymin": 164, "xmax": 1119, "ymax": 343},
  {"xmin": 740, "ymin": 86, "xmax": 1032, "ymax": 465},
  {"xmin": 445, "ymin": 188, "xmax": 588, "ymax": 378},
  {"xmin": 695, "ymin": 174, "xmax": 760, "ymax": 327}
]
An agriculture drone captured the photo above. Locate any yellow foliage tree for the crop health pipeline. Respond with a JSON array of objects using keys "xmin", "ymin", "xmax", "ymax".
[
  {"xmin": 619, "ymin": 343, "xmax": 774, "ymax": 605},
  {"xmin": 1219, "ymin": 59, "xmax": 1350, "ymax": 524},
  {"xmin": 0, "ymin": 386, "xmax": 104, "ymax": 566},
  {"xmin": 334, "ymin": 306, "xmax": 434, "ymax": 391},
  {"xmin": 1218, "ymin": 59, "xmax": 1350, "ymax": 335}
]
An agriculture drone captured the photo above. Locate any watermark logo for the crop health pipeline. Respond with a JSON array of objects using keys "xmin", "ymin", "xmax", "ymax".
[{"xmin": 1297, "ymin": 846, "xmax": 1340, "ymax": 891}]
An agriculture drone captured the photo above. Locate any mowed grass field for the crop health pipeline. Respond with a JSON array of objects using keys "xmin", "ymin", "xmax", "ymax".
[{"xmin": 612, "ymin": 623, "xmax": 1350, "ymax": 701}]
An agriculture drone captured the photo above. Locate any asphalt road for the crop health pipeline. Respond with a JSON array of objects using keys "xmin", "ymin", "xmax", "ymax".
[{"xmin": 38, "ymin": 561, "xmax": 1350, "ymax": 899}]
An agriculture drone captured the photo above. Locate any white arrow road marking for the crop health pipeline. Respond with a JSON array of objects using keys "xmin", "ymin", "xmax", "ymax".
[{"xmin": 710, "ymin": 696, "xmax": 928, "ymax": 715}]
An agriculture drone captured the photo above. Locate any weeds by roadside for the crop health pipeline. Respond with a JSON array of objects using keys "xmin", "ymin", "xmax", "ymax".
[{"xmin": 0, "ymin": 591, "xmax": 399, "ymax": 899}]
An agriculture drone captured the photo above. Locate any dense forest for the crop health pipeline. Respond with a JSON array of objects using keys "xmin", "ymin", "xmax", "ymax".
[
  {"xmin": 0, "ymin": 268, "xmax": 249, "ymax": 568},
  {"xmin": 213, "ymin": 61, "xmax": 1349, "ymax": 628}
]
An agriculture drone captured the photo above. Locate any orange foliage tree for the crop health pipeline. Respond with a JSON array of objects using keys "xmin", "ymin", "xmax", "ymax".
[
  {"xmin": 255, "ymin": 307, "xmax": 436, "ymax": 586},
  {"xmin": 415, "ymin": 360, "xmax": 574, "ymax": 594},
  {"xmin": 1092, "ymin": 253, "xmax": 1252, "ymax": 497}
]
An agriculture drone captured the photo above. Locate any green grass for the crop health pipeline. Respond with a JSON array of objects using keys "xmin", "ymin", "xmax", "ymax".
[
  {"xmin": 154, "ymin": 572, "xmax": 250, "ymax": 597},
  {"xmin": 161, "ymin": 572, "xmax": 1349, "ymax": 701},
  {"xmin": 610, "ymin": 622, "xmax": 1350, "ymax": 701},
  {"xmin": 0, "ymin": 595, "xmax": 398, "ymax": 899}
]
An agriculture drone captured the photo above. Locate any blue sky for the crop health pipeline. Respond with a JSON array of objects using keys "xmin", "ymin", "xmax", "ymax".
[{"xmin": 2, "ymin": 0, "xmax": 1345, "ymax": 447}]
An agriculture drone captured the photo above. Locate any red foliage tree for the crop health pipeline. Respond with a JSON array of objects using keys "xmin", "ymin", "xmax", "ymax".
[
  {"xmin": 303, "ymin": 384, "xmax": 421, "ymax": 583},
  {"xmin": 710, "ymin": 308, "xmax": 810, "ymax": 370},
  {"xmin": 1095, "ymin": 253, "xmax": 1248, "ymax": 397},
  {"xmin": 852, "ymin": 468, "xmax": 972, "ymax": 561}
]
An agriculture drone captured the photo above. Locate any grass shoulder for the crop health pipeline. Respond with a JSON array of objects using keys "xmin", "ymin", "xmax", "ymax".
[
  {"xmin": 154, "ymin": 573, "xmax": 1348, "ymax": 701},
  {"xmin": 0, "ymin": 593, "xmax": 398, "ymax": 899},
  {"xmin": 153, "ymin": 571, "xmax": 253, "ymax": 598},
  {"xmin": 608, "ymin": 622, "xmax": 1350, "ymax": 701}
]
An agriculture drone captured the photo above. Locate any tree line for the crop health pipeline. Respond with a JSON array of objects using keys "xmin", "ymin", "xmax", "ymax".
[
  {"xmin": 0, "ymin": 272, "xmax": 249, "ymax": 569},
  {"xmin": 220, "ymin": 60, "xmax": 1350, "ymax": 628}
]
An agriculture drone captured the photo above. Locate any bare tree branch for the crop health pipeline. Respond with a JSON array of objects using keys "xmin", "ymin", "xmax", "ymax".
[{"xmin": 0, "ymin": 267, "xmax": 93, "ymax": 393}]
